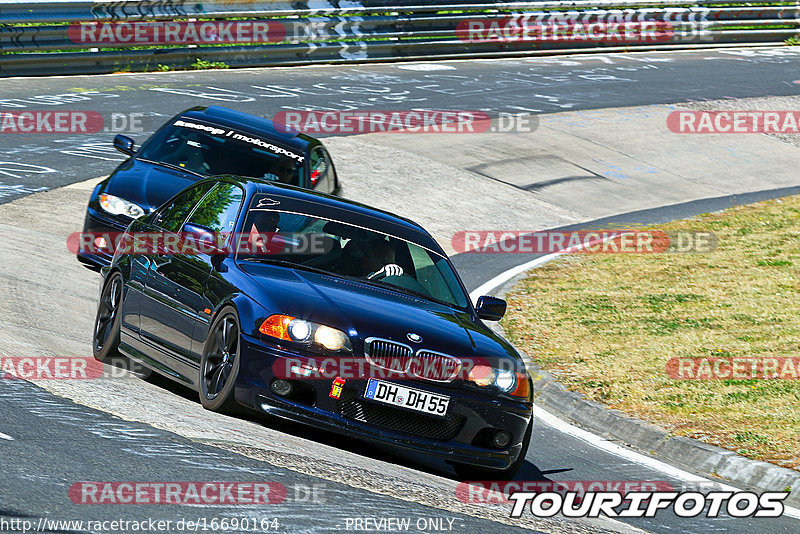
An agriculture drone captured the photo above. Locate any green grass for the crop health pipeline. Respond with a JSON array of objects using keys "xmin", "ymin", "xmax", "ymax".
[
  {"xmin": 503, "ymin": 195, "xmax": 800, "ymax": 470},
  {"xmin": 190, "ymin": 58, "xmax": 229, "ymax": 70}
]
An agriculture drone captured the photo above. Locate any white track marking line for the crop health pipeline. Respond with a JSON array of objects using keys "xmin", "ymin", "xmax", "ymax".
[
  {"xmin": 0, "ymin": 431, "xmax": 14, "ymax": 441},
  {"xmin": 534, "ymin": 406, "xmax": 800, "ymax": 519},
  {"xmin": 469, "ymin": 233, "xmax": 800, "ymax": 521},
  {"xmin": 470, "ymin": 232, "xmax": 623, "ymax": 303}
]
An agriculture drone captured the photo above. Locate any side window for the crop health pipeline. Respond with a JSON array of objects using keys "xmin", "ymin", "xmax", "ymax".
[
  {"xmin": 309, "ymin": 147, "xmax": 329, "ymax": 189},
  {"xmin": 155, "ymin": 182, "xmax": 214, "ymax": 233},
  {"xmin": 185, "ymin": 183, "xmax": 244, "ymax": 243},
  {"xmin": 322, "ymin": 148, "xmax": 336, "ymax": 193}
]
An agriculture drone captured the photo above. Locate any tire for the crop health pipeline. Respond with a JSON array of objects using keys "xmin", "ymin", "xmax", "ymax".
[
  {"xmin": 92, "ymin": 272, "xmax": 152, "ymax": 379},
  {"xmin": 93, "ymin": 272, "xmax": 124, "ymax": 362},
  {"xmin": 452, "ymin": 420, "xmax": 533, "ymax": 481},
  {"xmin": 199, "ymin": 307, "xmax": 242, "ymax": 413}
]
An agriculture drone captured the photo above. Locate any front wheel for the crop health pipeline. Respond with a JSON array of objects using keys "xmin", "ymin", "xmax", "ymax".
[
  {"xmin": 93, "ymin": 272, "xmax": 123, "ymax": 362},
  {"xmin": 92, "ymin": 272, "xmax": 151, "ymax": 379},
  {"xmin": 199, "ymin": 308, "xmax": 242, "ymax": 413},
  {"xmin": 452, "ymin": 420, "xmax": 533, "ymax": 481}
]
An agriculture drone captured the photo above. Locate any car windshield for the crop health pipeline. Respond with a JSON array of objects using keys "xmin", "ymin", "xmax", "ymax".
[
  {"xmin": 237, "ymin": 197, "xmax": 469, "ymax": 309},
  {"xmin": 137, "ymin": 118, "xmax": 305, "ymax": 185}
]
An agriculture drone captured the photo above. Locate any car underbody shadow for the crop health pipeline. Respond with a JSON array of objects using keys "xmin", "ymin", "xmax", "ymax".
[{"xmin": 122, "ymin": 366, "xmax": 552, "ymax": 484}]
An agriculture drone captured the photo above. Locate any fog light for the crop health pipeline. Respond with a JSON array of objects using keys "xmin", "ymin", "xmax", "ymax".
[
  {"xmin": 270, "ymin": 378, "xmax": 293, "ymax": 397},
  {"xmin": 492, "ymin": 430, "xmax": 513, "ymax": 449}
]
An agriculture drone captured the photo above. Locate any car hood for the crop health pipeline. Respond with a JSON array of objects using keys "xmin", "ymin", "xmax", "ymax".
[
  {"xmin": 239, "ymin": 263, "xmax": 521, "ymax": 364},
  {"xmin": 103, "ymin": 158, "xmax": 204, "ymax": 213}
]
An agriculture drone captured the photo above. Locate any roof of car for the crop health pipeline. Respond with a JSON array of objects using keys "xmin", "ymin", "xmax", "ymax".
[
  {"xmin": 178, "ymin": 106, "xmax": 316, "ymax": 153},
  {"xmin": 213, "ymin": 175, "xmax": 444, "ymax": 255}
]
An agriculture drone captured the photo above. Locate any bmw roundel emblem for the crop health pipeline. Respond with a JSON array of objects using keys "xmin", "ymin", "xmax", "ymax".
[{"xmin": 407, "ymin": 333, "xmax": 422, "ymax": 343}]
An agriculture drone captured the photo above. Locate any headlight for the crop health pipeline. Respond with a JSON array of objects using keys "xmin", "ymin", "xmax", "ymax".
[
  {"xmin": 260, "ymin": 314, "xmax": 352, "ymax": 353},
  {"xmin": 467, "ymin": 365, "xmax": 495, "ymax": 387},
  {"xmin": 99, "ymin": 193, "xmax": 145, "ymax": 219},
  {"xmin": 468, "ymin": 364, "xmax": 530, "ymax": 398},
  {"xmin": 314, "ymin": 325, "xmax": 350, "ymax": 351},
  {"xmin": 288, "ymin": 319, "xmax": 311, "ymax": 341},
  {"xmin": 494, "ymin": 370, "xmax": 517, "ymax": 392}
]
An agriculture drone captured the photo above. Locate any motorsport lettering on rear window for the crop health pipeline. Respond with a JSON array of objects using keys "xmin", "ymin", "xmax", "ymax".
[{"xmin": 173, "ymin": 119, "xmax": 305, "ymax": 162}]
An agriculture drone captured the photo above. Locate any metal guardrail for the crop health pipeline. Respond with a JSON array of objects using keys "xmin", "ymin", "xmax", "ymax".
[{"xmin": 1, "ymin": 0, "xmax": 798, "ymax": 76}]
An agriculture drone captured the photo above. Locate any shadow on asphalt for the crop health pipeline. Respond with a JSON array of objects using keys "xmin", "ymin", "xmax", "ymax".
[{"xmin": 104, "ymin": 361, "xmax": 559, "ymax": 487}]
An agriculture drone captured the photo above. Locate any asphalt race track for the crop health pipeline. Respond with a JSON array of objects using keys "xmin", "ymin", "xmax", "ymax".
[
  {"xmin": 2, "ymin": 47, "xmax": 800, "ymax": 198},
  {"xmin": 1, "ymin": 47, "xmax": 800, "ymax": 533}
]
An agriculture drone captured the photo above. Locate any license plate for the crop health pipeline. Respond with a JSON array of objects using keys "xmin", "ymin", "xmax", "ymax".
[{"xmin": 364, "ymin": 379, "xmax": 449, "ymax": 417}]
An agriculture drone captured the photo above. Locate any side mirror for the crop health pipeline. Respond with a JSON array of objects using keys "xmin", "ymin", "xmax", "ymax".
[
  {"xmin": 475, "ymin": 296, "xmax": 507, "ymax": 321},
  {"xmin": 113, "ymin": 134, "xmax": 136, "ymax": 156},
  {"xmin": 183, "ymin": 222, "xmax": 224, "ymax": 255}
]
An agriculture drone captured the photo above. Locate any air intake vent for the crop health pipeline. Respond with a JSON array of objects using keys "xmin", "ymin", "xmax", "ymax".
[{"xmin": 338, "ymin": 389, "xmax": 465, "ymax": 441}]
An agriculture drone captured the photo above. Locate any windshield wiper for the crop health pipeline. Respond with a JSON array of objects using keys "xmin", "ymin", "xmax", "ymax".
[
  {"xmin": 138, "ymin": 158, "xmax": 207, "ymax": 178},
  {"xmin": 361, "ymin": 278, "xmax": 457, "ymax": 308},
  {"xmin": 239, "ymin": 257, "xmax": 338, "ymax": 277}
]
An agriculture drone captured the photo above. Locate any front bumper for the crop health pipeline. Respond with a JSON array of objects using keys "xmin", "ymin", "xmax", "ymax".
[
  {"xmin": 234, "ymin": 335, "xmax": 533, "ymax": 470},
  {"xmin": 77, "ymin": 207, "xmax": 130, "ymax": 268}
]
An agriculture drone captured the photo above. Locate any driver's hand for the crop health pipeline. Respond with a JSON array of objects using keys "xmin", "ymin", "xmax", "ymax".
[{"xmin": 368, "ymin": 263, "xmax": 404, "ymax": 280}]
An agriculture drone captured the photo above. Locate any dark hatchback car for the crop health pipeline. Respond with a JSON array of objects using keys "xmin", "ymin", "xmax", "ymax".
[
  {"xmin": 79, "ymin": 105, "xmax": 339, "ymax": 268},
  {"xmin": 93, "ymin": 176, "xmax": 533, "ymax": 479}
]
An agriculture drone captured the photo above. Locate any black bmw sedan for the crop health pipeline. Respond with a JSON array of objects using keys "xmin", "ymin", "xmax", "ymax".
[
  {"xmin": 79, "ymin": 105, "xmax": 339, "ymax": 268},
  {"xmin": 92, "ymin": 176, "xmax": 533, "ymax": 480}
]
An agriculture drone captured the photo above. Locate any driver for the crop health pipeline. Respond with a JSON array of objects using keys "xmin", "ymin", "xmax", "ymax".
[
  {"xmin": 244, "ymin": 210, "xmax": 282, "ymax": 256},
  {"xmin": 173, "ymin": 133, "xmax": 212, "ymax": 174},
  {"xmin": 364, "ymin": 239, "xmax": 404, "ymax": 280},
  {"xmin": 262, "ymin": 157, "xmax": 296, "ymax": 184}
]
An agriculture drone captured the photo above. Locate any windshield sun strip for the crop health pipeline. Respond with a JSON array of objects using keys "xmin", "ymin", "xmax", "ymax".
[{"xmin": 170, "ymin": 117, "xmax": 305, "ymax": 163}]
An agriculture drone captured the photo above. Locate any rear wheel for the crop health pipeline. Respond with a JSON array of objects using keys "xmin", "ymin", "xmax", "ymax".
[
  {"xmin": 199, "ymin": 308, "xmax": 242, "ymax": 413},
  {"xmin": 452, "ymin": 420, "xmax": 533, "ymax": 481}
]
